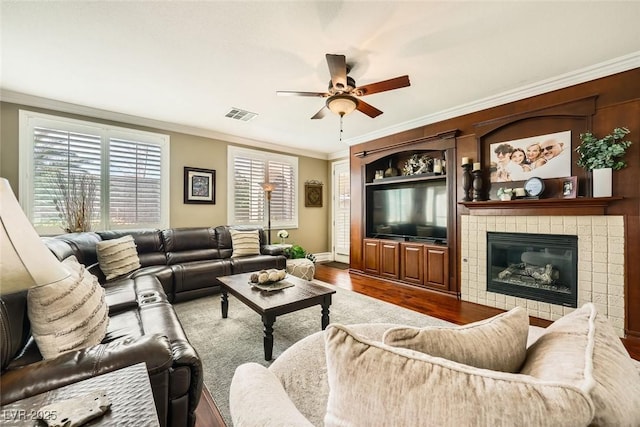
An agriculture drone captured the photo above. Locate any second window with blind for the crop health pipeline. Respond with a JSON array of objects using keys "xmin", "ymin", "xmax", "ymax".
[{"xmin": 227, "ymin": 146, "xmax": 298, "ymax": 229}]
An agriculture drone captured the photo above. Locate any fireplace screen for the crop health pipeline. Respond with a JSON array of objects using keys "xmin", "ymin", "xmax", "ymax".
[{"xmin": 487, "ymin": 232, "xmax": 578, "ymax": 307}]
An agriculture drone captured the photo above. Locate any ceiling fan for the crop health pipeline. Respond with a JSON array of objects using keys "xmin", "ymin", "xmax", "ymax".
[{"xmin": 277, "ymin": 54, "xmax": 410, "ymax": 120}]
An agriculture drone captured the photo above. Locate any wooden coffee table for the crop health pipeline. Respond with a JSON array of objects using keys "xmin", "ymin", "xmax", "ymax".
[{"xmin": 218, "ymin": 272, "xmax": 336, "ymax": 360}]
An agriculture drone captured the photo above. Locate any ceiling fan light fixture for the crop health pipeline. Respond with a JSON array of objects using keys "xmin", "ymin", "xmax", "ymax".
[{"xmin": 326, "ymin": 95, "xmax": 358, "ymax": 116}]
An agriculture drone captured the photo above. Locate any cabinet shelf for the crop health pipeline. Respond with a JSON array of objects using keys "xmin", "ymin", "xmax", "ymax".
[
  {"xmin": 458, "ymin": 197, "xmax": 622, "ymax": 216},
  {"xmin": 366, "ymin": 174, "xmax": 446, "ymax": 187}
]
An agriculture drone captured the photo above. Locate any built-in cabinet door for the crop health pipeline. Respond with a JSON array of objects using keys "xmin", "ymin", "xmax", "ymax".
[
  {"xmin": 363, "ymin": 239, "xmax": 380, "ymax": 274},
  {"xmin": 424, "ymin": 246, "xmax": 449, "ymax": 290},
  {"xmin": 400, "ymin": 243, "xmax": 424, "ymax": 285},
  {"xmin": 380, "ymin": 241, "xmax": 400, "ymax": 279}
]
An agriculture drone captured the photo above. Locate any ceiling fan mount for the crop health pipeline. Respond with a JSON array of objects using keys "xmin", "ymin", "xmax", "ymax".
[{"xmin": 277, "ymin": 54, "xmax": 410, "ymax": 120}]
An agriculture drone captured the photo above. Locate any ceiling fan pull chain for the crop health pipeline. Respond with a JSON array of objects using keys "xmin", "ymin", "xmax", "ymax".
[{"xmin": 339, "ymin": 114, "xmax": 344, "ymax": 142}]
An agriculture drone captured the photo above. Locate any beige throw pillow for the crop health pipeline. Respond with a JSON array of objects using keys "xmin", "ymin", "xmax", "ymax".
[
  {"xmin": 324, "ymin": 324, "xmax": 594, "ymax": 427},
  {"xmin": 96, "ymin": 235, "xmax": 141, "ymax": 280},
  {"xmin": 521, "ymin": 303, "xmax": 640, "ymax": 426},
  {"xmin": 28, "ymin": 256, "xmax": 109, "ymax": 359},
  {"xmin": 230, "ymin": 229, "xmax": 260, "ymax": 258},
  {"xmin": 383, "ymin": 306, "xmax": 529, "ymax": 372}
]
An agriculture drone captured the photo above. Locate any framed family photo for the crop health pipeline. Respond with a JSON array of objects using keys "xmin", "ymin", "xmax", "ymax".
[
  {"xmin": 184, "ymin": 167, "xmax": 216, "ymax": 204},
  {"xmin": 489, "ymin": 130, "xmax": 572, "ymax": 183},
  {"xmin": 562, "ymin": 176, "xmax": 578, "ymax": 199}
]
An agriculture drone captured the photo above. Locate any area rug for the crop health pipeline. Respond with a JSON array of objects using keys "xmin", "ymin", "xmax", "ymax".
[{"xmin": 174, "ymin": 283, "xmax": 453, "ymax": 425}]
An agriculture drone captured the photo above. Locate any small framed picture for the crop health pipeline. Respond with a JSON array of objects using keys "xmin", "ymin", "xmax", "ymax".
[
  {"xmin": 305, "ymin": 182, "xmax": 323, "ymax": 207},
  {"xmin": 562, "ymin": 176, "xmax": 577, "ymax": 199},
  {"xmin": 184, "ymin": 167, "xmax": 216, "ymax": 204}
]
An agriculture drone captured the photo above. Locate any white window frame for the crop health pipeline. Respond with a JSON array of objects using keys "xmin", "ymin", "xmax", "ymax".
[
  {"xmin": 19, "ymin": 110, "xmax": 170, "ymax": 234},
  {"xmin": 227, "ymin": 145, "xmax": 298, "ymax": 229}
]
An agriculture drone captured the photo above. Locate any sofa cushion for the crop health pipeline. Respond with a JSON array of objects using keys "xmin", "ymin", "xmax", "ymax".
[
  {"xmin": 27, "ymin": 256, "xmax": 109, "ymax": 359},
  {"xmin": 96, "ymin": 235, "xmax": 141, "ymax": 280},
  {"xmin": 520, "ymin": 303, "xmax": 640, "ymax": 426},
  {"xmin": 382, "ymin": 306, "xmax": 529, "ymax": 372},
  {"xmin": 230, "ymin": 229, "xmax": 260, "ymax": 258},
  {"xmin": 323, "ymin": 324, "xmax": 594, "ymax": 427}
]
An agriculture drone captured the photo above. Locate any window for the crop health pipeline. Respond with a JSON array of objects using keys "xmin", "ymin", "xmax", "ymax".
[
  {"xmin": 227, "ymin": 146, "xmax": 298, "ymax": 228},
  {"xmin": 19, "ymin": 110, "xmax": 170, "ymax": 234}
]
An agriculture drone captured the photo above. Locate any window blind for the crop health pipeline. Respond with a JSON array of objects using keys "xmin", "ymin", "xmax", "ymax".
[
  {"xmin": 109, "ymin": 137, "xmax": 163, "ymax": 227},
  {"xmin": 32, "ymin": 126, "xmax": 102, "ymax": 229},
  {"xmin": 228, "ymin": 146, "xmax": 298, "ymax": 228}
]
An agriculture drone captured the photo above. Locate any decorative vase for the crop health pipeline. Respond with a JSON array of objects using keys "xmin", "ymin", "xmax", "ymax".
[
  {"xmin": 384, "ymin": 159, "xmax": 398, "ymax": 177},
  {"xmin": 592, "ymin": 168, "xmax": 612, "ymax": 198}
]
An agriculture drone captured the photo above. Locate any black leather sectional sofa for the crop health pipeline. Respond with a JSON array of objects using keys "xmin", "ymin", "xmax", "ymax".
[{"xmin": 0, "ymin": 225, "xmax": 286, "ymax": 427}]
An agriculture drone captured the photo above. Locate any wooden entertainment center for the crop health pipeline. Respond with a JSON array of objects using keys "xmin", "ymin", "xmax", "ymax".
[{"xmin": 352, "ymin": 130, "xmax": 459, "ymax": 295}]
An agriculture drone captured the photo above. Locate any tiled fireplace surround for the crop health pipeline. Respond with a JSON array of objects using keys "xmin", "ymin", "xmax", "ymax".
[{"xmin": 461, "ymin": 215, "xmax": 625, "ymax": 337}]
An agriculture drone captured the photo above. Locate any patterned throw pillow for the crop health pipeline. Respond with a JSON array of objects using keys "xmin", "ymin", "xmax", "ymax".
[
  {"xmin": 382, "ymin": 306, "xmax": 529, "ymax": 372},
  {"xmin": 230, "ymin": 229, "xmax": 261, "ymax": 258},
  {"xmin": 28, "ymin": 256, "xmax": 109, "ymax": 359},
  {"xmin": 96, "ymin": 235, "xmax": 141, "ymax": 280}
]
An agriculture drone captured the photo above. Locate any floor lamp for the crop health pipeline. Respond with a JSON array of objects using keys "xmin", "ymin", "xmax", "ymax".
[{"xmin": 260, "ymin": 182, "xmax": 276, "ymax": 245}]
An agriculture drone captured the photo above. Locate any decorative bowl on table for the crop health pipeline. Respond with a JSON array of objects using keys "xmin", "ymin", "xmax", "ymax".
[{"xmin": 249, "ymin": 269, "xmax": 287, "ymax": 286}]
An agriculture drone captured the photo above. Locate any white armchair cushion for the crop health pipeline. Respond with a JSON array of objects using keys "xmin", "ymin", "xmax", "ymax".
[
  {"xmin": 324, "ymin": 324, "xmax": 594, "ymax": 427},
  {"xmin": 382, "ymin": 306, "xmax": 529, "ymax": 372},
  {"xmin": 521, "ymin": 303, "xmax": 640, "ymax": 426},
  {"xmin": 230, "ymin": 362, "xmax": 313, "ymax": 427}
]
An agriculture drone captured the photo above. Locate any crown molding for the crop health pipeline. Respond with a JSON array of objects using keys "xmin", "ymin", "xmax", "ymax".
[
  {"xmin": 344, "ymin": 51, "xmax": 640, "ymax": 147},
  {"xmin": 3, "ymin": 52, "xmax": 638, "ymax": 160},
  {"xmin": 0, "ymin": 90, "xmax": 331, "ymax": 161}
]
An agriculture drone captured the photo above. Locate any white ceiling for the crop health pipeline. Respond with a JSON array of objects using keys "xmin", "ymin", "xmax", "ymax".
[{"xmin": 2, "ymin": 1, "xmax": 640, "ymax": 159}]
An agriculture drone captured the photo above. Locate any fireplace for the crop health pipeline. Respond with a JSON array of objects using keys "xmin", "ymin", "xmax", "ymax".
[{"xmin": 487, "ymin": 232, "xmax": 578, "ymax": 308}]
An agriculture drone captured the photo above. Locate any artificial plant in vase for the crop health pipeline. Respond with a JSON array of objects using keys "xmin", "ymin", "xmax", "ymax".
[{"xmin": 575, "ymin": 127, "xmax": 633, "ymax": 197}]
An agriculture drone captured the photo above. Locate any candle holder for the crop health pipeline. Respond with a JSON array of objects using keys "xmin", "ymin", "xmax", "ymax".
[
  {"xmin": 462, "ymin": 163, "xmax": 472, "ymax": 201},
  {"xmin": 472, "ymin": 169, "xmax": 484, "ymax": 201}
]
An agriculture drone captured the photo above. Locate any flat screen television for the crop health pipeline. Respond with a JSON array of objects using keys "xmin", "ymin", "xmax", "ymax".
[{"xmin": 366, "ymin": 179, "xmax": 447, "ymax": 244}]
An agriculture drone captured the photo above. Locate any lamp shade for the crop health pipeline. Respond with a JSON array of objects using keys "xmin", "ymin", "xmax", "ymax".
[
  {"xmin": 0, "ymin": 178, "xmax": 69, "ymax": 295},
  {"xmin": 327, "ymin": 95, "xmax": 358, "ymax": 116},
  {"xmin": 260, "ymin": 182, "xmax": 276, "ymax": 192}
]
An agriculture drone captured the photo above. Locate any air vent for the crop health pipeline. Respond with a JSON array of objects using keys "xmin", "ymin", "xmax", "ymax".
[{"xmin": 225, "ymin": 108, "xmax": 258, "ymax": 122}]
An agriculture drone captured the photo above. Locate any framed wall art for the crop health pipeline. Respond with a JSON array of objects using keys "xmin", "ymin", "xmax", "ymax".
[
  {"xmin": 184, "ymin": 167, "xmax": 216, "ymax": 204},
  {"xmin": 305, "ymin": 181, "xmax": 323, "ymax": 207}
]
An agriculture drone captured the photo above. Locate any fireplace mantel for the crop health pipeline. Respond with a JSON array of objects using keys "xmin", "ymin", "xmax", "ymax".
[{"xmin": 459, "ymin": 197, "xmax": 622, "ymax": 216}]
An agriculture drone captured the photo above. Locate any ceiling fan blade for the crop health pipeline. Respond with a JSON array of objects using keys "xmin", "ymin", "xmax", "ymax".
[
  {"xmin": 354, "ymin": 75, "xmax": 410, "ymax": 96},
  {"xmin": 356, "ymin": 100, "xmax": 383, "ymax": 118},
  {"xmin": 311, "ymin": 106, "xmax": 328, "ymax": 120},
  {"xmin": 326, "ymin": 54, "xmax": 347, "ymax": 91},
  {"xmin": 276, "ymin": 91, "xmax": 328, "ymax": 97}
]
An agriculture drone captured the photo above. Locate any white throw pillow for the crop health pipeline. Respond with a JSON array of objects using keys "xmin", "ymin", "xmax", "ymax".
[
  {"xmin": 382, "ymin": 306, "xmax": 529, "ymax": 372},
  {"xmin": 230, "ymin": 229, "xmax": 261, "ymax": 258},
  {"xmin": 96, "ymin": 235, "xmax": 141, "ymax": 280},
  {"xmin": 324, "ymin": 324, "xmax": 593, "ymax": 427},
  {"xmin": 521, "ymin": 303, "xmax": 640, "ymax": 426},
  {"xmin": 28, "ymin": 256, "xmax": 109, "ymax": 359}
]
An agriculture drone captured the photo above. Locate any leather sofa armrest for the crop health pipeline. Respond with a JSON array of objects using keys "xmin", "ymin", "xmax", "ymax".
[
  {"xmin": 262, "ymin": 245, "xmax": 286, "ymax": 256},
  {"xmin": 0, "ymin": 334, "xmax": 173, "ymax": 405},
  {"xmin": 230, "ymin": 362, "xmax": 314, "ymax": 427}
]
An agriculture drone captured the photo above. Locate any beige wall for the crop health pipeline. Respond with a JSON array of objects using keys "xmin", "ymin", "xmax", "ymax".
[{"xmin": 0, "ymin": 102, "xmax": 330, "ymax": 254}]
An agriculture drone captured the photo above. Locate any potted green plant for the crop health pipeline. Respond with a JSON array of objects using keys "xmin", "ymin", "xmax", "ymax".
[{"xmin": 575, "ymin": 127, "xmax": 632, "ymax": 197}]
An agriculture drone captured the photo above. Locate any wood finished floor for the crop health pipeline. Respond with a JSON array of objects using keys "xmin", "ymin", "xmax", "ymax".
[{"xmin": 194, "ymin": 262, "xmax": 640, "ymax": 427}]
